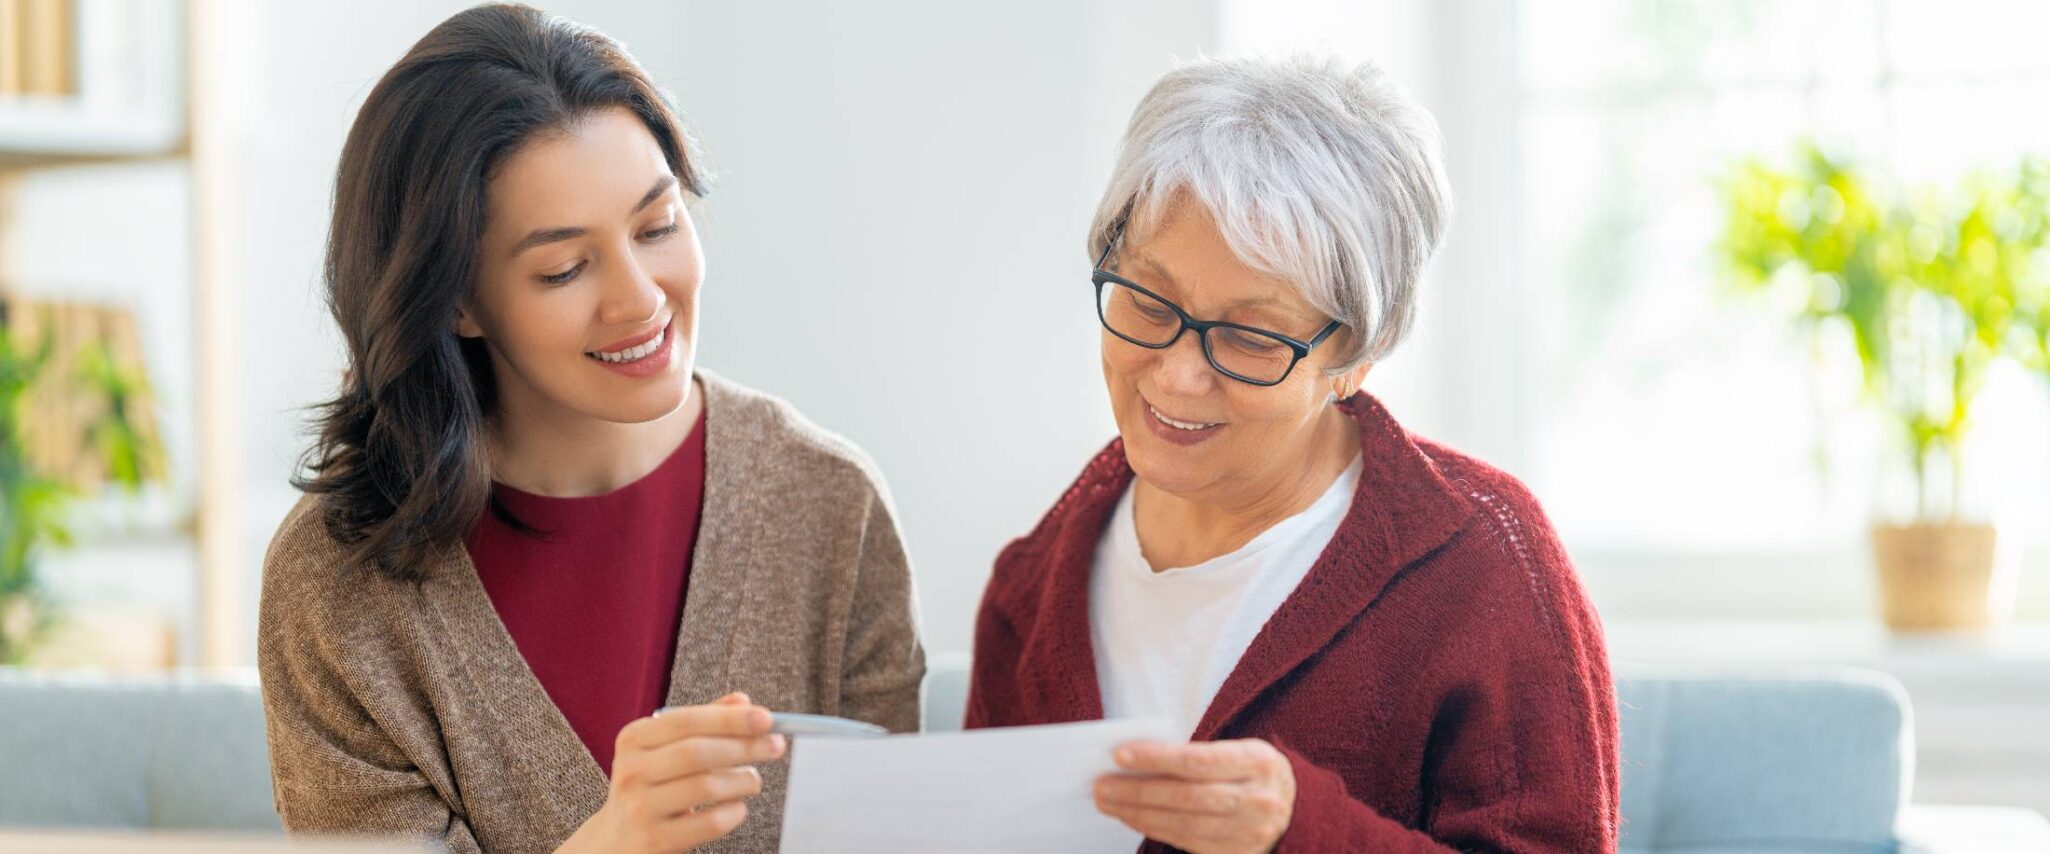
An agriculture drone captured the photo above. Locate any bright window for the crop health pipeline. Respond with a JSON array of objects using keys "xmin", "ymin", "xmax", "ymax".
[{"xmin": 1520, "ymin": 0, "xmax": 2050, "ymax": 551}]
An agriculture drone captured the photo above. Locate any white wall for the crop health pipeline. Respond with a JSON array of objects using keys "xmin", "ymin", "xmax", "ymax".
[{"xmin": 210, "ymin": 0, "xmax": 1221, "ymax": 661}]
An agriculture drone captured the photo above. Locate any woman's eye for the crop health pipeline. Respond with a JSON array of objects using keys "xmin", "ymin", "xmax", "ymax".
[
  {"xmin": 539, "ymin": 262, "xmax": 585, "ymax": 285},
  {"xmin": 1129, "ymin": 295, "xmax": 1173, "ymax": 320},
  {"xmin": 642, "ymin": 222, "xmax": 679, "ymax": 240},
  {"xmin": 1222, "ymin": 328, "xmax": 1284, "ymax": 354}
]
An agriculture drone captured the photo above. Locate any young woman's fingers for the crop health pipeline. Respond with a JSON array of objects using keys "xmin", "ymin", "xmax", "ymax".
[
  {"xmin": 641, "ymin": 766, "xmax": 764, "ymax": 817},
  {"xmin": 656, "ymin": 799, "xmax": 750, "ymax": 850},
  {"xmin": 620, "ymin": 703, "xmax": 771, "ymax": 751},
  {"xmin": 623, "ymin": 733, "xmax": 786, "ymax": 785}
]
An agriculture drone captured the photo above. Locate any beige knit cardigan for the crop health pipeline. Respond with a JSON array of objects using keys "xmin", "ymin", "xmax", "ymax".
[{"xmin": 258, "ymin": 370, "xmax": 925, "ymax": 853}]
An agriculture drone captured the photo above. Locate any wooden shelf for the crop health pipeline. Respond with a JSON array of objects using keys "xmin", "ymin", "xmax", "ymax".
[
  {"xmin": 0, "ymin": 0, "xmax": 183, "ymax": 163},
  {"xmin": 0, "ymin": 145, "xmax": 185, "ymax": 172}
]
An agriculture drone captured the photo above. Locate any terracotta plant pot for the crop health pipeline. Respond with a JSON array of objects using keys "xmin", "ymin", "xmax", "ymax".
[
  {"xmin": 0, "ymin": 592, "xmax": 40, "ymax": 664},
  {"xmin": 1869, "ymin": 522, "xmax": 2001, "ymax": 632}
]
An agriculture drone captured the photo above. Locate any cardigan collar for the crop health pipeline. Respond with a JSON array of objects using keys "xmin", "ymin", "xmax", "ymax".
[{"xmin": 1022, "ymin": 391, "xmax": 1480, "ymax": 739}]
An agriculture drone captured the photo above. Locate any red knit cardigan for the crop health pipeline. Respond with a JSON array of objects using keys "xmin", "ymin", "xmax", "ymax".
[{"xmin": 965, "ymin": 393, "xmax": 1620, "ymax": 852}]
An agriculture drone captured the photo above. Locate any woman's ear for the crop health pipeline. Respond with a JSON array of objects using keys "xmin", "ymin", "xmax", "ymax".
[
  {"xmin": 1335, "ymin": 361, "xmax": 1372, "ymax": 399},
  {"xmin": 454, "ymin": 304, "xmax": 485, "ymax": 339}
]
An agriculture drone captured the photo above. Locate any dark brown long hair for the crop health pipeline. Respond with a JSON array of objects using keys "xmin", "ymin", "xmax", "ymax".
[{"xmin": 296, "ymin": 3, "xmax": 706, "ymax": 580}]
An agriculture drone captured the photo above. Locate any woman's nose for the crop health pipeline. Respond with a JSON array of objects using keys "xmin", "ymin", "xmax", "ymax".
[
  {"xmin": 597, "ymin": 253, "xmax": 664, "ymax": 326},
  {"xmin": 1152, "ymin": 330, "xmax": 1216, "ymax": 395}
]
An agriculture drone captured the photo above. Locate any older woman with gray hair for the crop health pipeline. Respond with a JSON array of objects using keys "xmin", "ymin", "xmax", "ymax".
[{"xmin": 966, "ymin": 55, "xmax": 1619, "ymax": 852}]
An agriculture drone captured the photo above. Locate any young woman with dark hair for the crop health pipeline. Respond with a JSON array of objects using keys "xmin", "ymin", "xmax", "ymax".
[{"xmin": 257, "ymin": 6, "xmax": 923, "ymax": 852}]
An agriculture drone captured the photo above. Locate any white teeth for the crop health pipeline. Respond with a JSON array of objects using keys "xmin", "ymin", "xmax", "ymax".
[
  {"xmin": 1149, "ymin": 404, "xmax": 1217, "ymax": 431},
  {"xmin": 590, "ymin": 326, "xmax": 666, "ymax": 363}
]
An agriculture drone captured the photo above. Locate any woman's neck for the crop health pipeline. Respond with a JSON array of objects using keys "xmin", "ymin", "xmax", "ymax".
[
  {"xmin": 1132, "ymin": 404, "xmax": 1360, "ymax": 571},
  {"xmin": 487, "ymin": 377, "xmax": 704, "ymax": 498}
]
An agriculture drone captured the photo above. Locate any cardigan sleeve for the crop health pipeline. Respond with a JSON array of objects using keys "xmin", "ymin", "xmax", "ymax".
[
  {"xmin": 1272, "ymin": 490, "xmax": 1620, "ymax": 853},
  {"xmin": 1270, "ymin": 745, "xmax": 1457, "ymax": 852},
  {"xmin": 257, "ymin": 527, "xmax": 484, "ymax": 853},
  {"xmin": 835, "ymin": 485, "xmax": 926, "ymax": 734},
  {"xmin": 961, "ymin": 603, "xmax": 1012, "ymax": 729},
  {"xmin": 1268, "ymin": 626, "xmax": 1616, "ymax": 853},
  {"xmin": 1271, "ymin": 626, "xmax": 1616, "ymax": 854}
]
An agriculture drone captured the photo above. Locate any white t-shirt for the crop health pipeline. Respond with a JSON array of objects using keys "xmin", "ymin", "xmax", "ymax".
[{"xmin": 1089, "ymin": 455, "xmax": 1363, "ymax": 739}]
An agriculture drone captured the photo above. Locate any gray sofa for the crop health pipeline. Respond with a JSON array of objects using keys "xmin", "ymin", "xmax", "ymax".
[
  {"xmin": 0, "ymin": 669, "xmax": 279, "ymax": 833},
  {"xmin": 5, "ymin": 664, "xmax": 2047, "ymax": 851}
]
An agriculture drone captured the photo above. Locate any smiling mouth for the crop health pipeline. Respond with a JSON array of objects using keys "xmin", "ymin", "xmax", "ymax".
[
  {"xmin": 1147, "ymin": 403, "xmax": 1220, "ymax": 431},
  {"xmin": 585, "ymin": 323, "xmax": 669, "ymax": 364}
]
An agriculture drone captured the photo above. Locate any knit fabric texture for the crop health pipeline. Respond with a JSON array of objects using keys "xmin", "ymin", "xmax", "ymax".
[
  {"xmin": 966, "ymin": 392, "xmax": 1621, "ymax": 853},
  {"xmin": 258, "ymin": 370, "xmax": 925, "ymax": 853}
]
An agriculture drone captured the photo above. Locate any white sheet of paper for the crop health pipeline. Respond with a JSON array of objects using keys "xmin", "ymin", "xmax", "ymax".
[{"xmin": 778, "ymin": 718, "xmax": 1177, "ymax": 853}]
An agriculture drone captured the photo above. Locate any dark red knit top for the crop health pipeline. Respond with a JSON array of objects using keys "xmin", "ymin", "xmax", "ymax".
[
  {"xmin": 467, "ymin": 411, "xmax": 707, "ymax": 776},
  {"xmin": 966, "ymin": 393, "xmax": 1620, "ymax": 853}
]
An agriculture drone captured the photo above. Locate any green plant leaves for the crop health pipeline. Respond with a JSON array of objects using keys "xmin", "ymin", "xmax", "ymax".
[
  {"xmin": 0, "ymin": 322, "xmax": 164, "ymax": 664},
  {"xmin": 1715, "ymin": 143, "xmax": 2050, "ymax": 520}
]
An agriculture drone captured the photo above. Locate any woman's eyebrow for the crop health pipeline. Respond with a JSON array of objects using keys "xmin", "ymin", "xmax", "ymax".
[
  {"xmin": 1134, "ymin": 249, "xmax": 1308, "ymax": 321},
  {"xmin": 507, "ymin": 175, "xmax": 678, "ymax": 259},
  {"xmin": 1130, "ymin": 251, "xmax": 1181, "ymax": 290},
  {"xmin": 631, "ymin": 175, "xmax": 676, "ymax": 214},
  {"xmin": 509, "ymin": 226, "xmax": 585, "ymax": 258}
]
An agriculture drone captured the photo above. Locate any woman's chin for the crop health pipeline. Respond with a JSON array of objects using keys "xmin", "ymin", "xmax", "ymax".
[
  {"xmin": 570, "ymin": 380, "xmax": 691, "ymax": 425},
  {"xmin": 1121, "ymin": 435, "xmax": 1214, "ymax": 496},
  {"xmin": 622, "ymin": 390, "xmax": 692, "ymax": 424}
]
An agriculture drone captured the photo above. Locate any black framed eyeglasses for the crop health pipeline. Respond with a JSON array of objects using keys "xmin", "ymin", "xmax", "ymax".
[{"xmin": 1091, "ymin": 244, "xmax": 1342, "ymax": 387}]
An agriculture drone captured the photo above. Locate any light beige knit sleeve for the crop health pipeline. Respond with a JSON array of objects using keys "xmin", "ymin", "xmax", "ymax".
[
  {"xmin": 257, "ymin": 517, "xmax": 484, "ymax": 854},
  {"xmin": 836, "ymin": 486, "xmax": 926, "ymax": 734}
]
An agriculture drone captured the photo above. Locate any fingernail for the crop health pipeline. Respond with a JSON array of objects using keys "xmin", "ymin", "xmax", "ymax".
[
  {"xmin": 749, "ymin": 708, "xmax": 772, "ymax": 730},
  {"xmin": 770, "ymin": 734, "xmax": 787, "ymax": 754},
  {"xmin": 1114, "ymin": 747, "xmax": 1134, "ymax": 764}
]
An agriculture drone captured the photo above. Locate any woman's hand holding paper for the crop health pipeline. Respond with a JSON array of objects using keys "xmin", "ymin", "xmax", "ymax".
[{"xmin": 1094, "ymin": 738, "xmax": 1297, "ymax": 854}]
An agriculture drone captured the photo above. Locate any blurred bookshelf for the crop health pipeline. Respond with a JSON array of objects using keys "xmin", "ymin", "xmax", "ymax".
[
  {"xmin": 2, "ymin": 0, "xmax": 205, "ymax": 670},
  {"xmin": 0, "ymin": 0, "xmax": 184, "ymax": 168}
]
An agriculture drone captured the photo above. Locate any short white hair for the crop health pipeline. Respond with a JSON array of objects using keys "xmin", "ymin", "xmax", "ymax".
[{"xmin": 1088, "ymin": 54, "xmax": 1451, "ymax": 369}]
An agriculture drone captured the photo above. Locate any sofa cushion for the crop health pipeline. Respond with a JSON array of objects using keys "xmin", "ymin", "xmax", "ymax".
[
  {"xmin": 1616, "ymin": 668, "xmax": 1909, "ymax": 852},
  {"xmin": 0, "ymin": 669, "xmax": 279, "ymax": 832}
]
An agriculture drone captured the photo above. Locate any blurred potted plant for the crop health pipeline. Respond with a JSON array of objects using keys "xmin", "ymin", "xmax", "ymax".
[
  {"xmin": 1717, "ymin": 145, "xmax": 2050, "ymax": 632},
  {"xmin": 0, "ymin": 299, "xmax": 164, "ymax": 664},
  {"xmin": 2011, "ymin": 161, "xmax": 2050, "ymax": 404}
]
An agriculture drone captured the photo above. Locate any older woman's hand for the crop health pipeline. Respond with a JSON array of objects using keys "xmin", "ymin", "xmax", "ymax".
[{"xmin": 1094, "ymin": 738, "xmax": 1296, "ymax": 854}]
